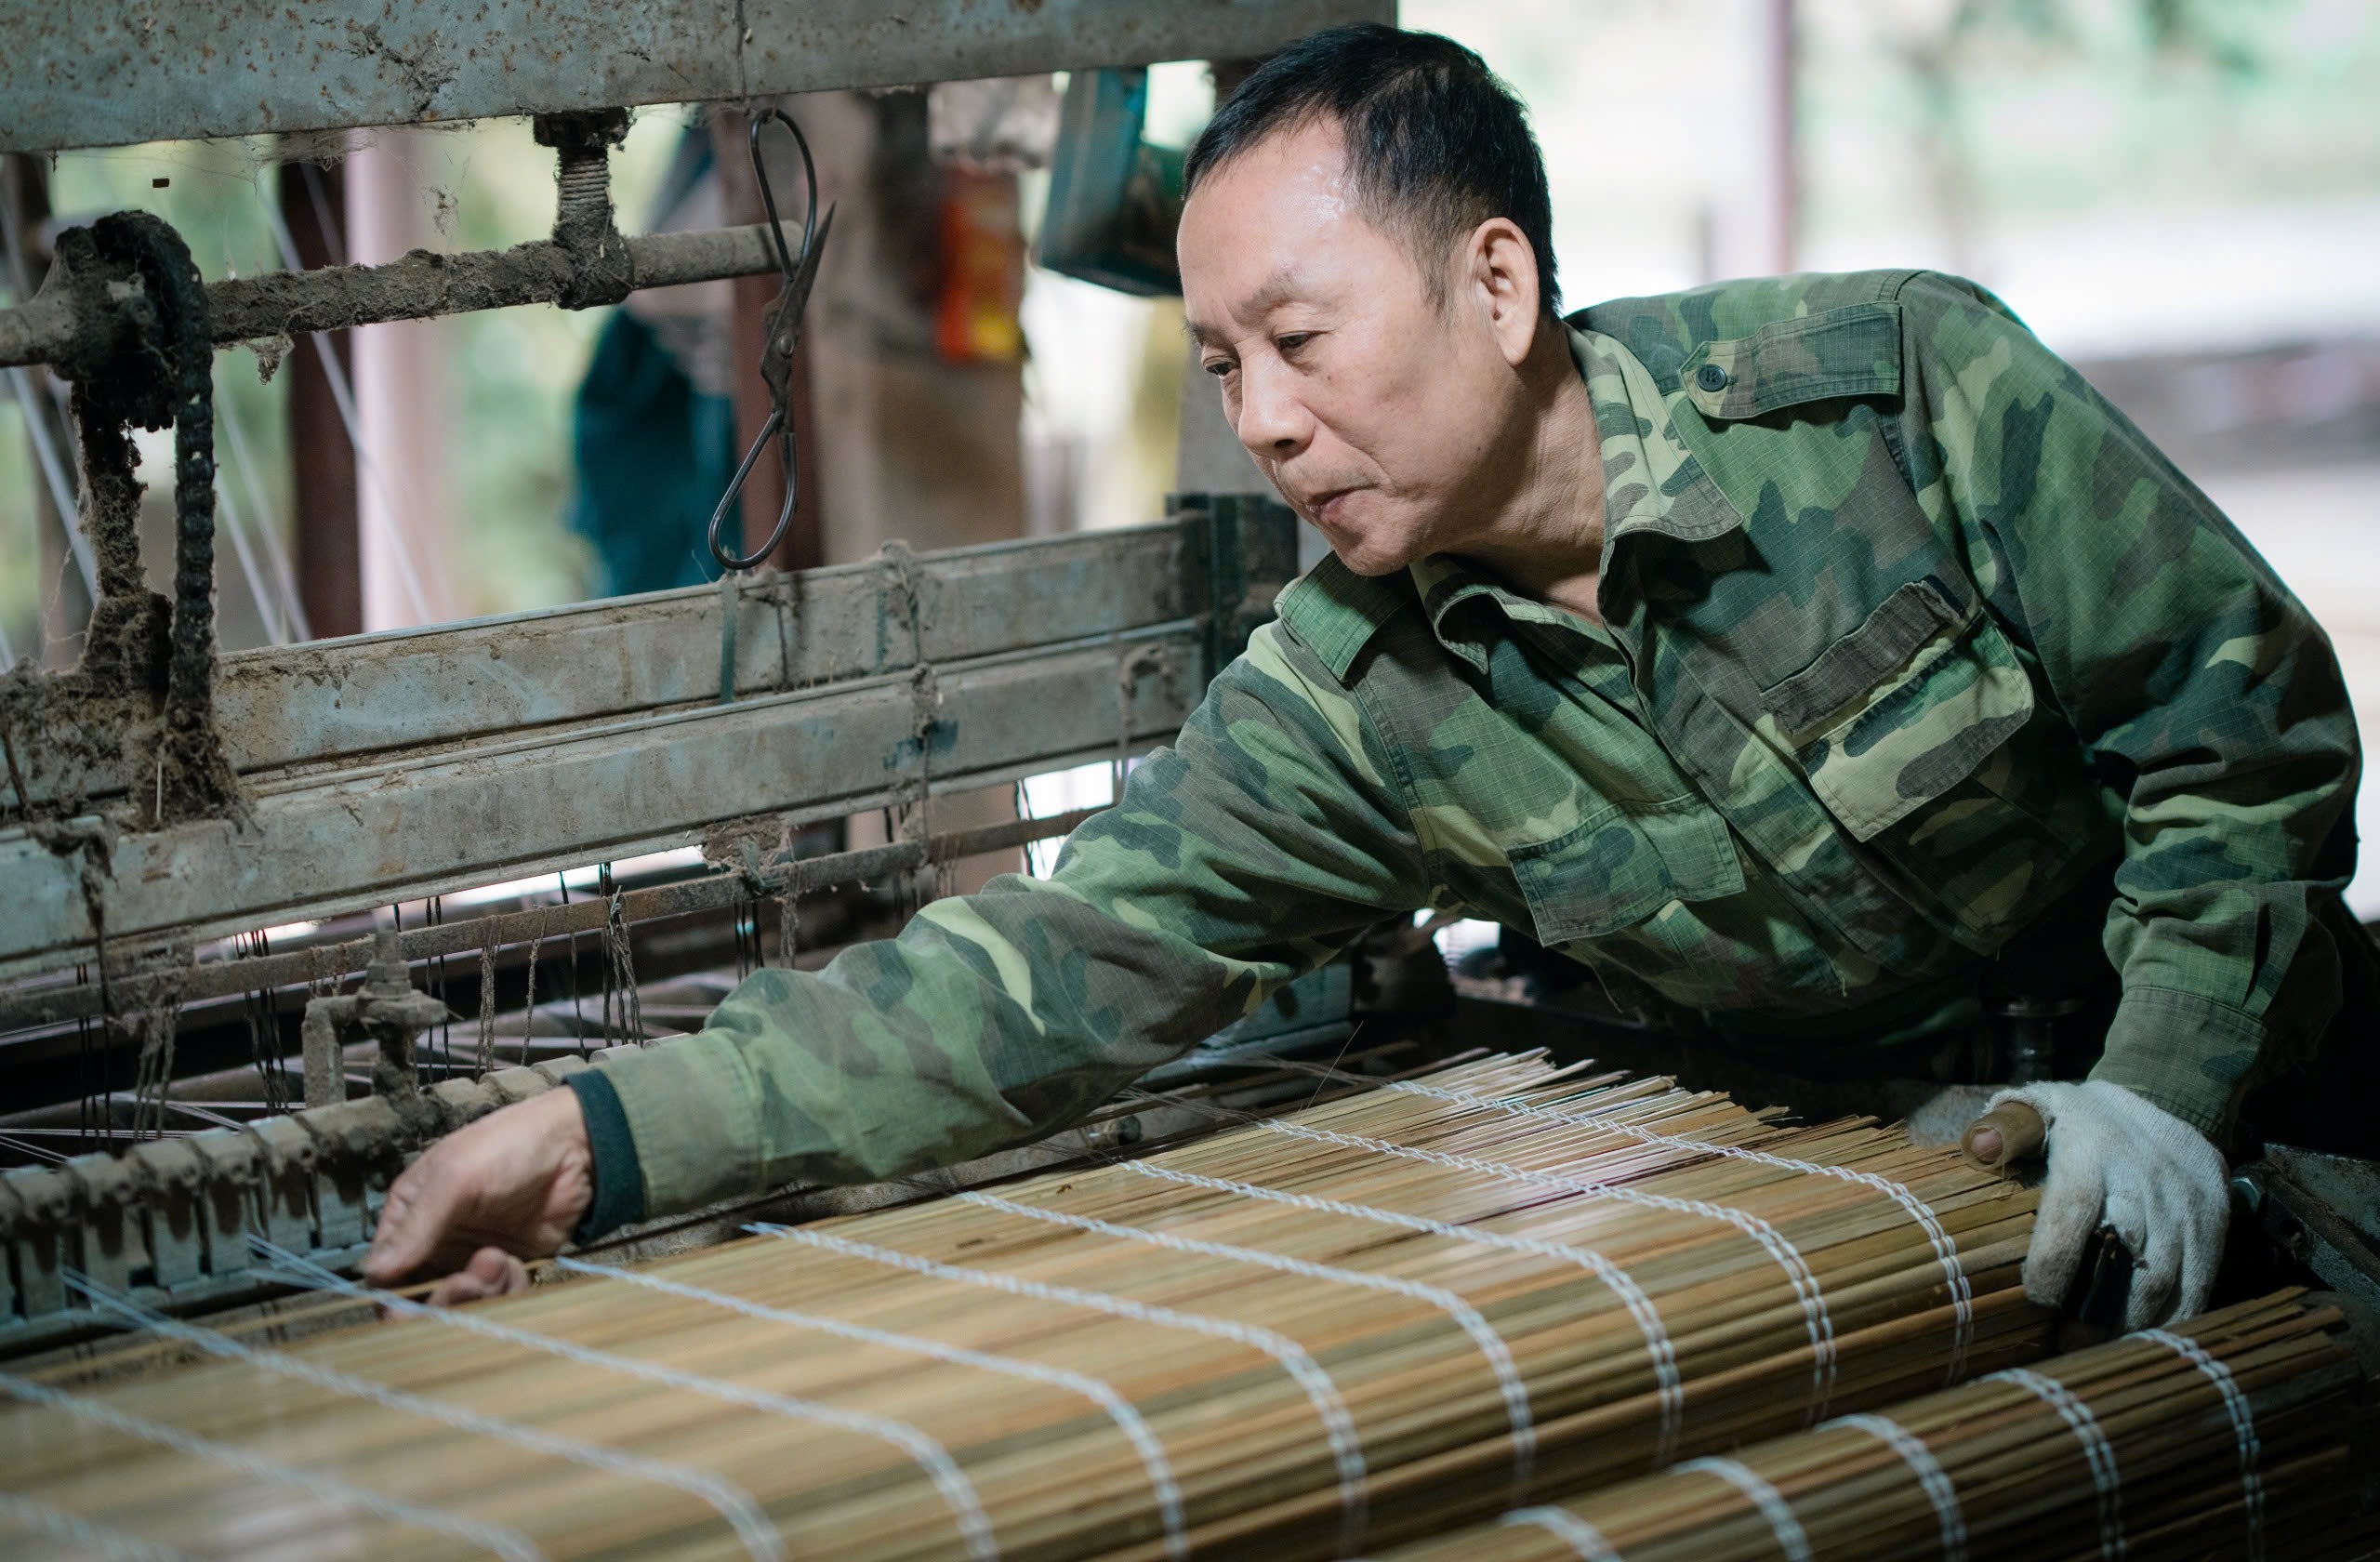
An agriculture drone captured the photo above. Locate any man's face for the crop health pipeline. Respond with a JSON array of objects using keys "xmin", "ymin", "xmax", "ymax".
[{"xmin": 1178, "ymin": 121, "xmax": 1522, "ymax": 576}]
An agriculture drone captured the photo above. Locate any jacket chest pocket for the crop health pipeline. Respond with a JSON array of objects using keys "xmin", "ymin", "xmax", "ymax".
[
  {"xmin": 1508, "ymin": 794, "xmax": 1746, "ymax": 946},
  {"xmin": 1760, "ymin": 576, "xmax": 2038, "ymax": 841}
]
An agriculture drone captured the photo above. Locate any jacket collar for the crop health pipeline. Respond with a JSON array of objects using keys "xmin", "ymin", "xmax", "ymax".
[
  {"xmin": 1570, "ymin": 324, "xmax": 1743, "ymax": 549},
  {"xmin": 1401, "ymin": 326, "xmax": 1740, "ymax": 668}
]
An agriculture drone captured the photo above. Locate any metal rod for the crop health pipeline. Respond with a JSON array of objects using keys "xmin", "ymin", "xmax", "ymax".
[
  {"xmin": 0, "ymin": 222, "xmax": 784, "ymax": 371},
  {"xmin": 0, "ymin": 806, "xmax": 1103, "ymax": 1034}
]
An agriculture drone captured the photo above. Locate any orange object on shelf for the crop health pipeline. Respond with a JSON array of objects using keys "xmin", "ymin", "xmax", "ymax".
[{"xmin": 933, "ymin": 166, "xmax": 1024, "ymax": 365}]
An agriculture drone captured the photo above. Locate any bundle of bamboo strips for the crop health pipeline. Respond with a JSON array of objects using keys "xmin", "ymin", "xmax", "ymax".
[
  {"xmin": 0, "ymin": 1052, "xmax": 2058, "ymax": 1561},
  {"xmin": 1380, "ymin": 1290, "xmax": 2374, "ymax": 1562}
]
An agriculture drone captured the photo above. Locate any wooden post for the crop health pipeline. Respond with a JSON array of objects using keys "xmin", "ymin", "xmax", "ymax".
[
  {"xmin": 342, "ymin": 129, "xmax": 456, "ymax": 630},
  {"xmin": 277, "ymin": 152, "xmax": 363, "ymax": 641}
]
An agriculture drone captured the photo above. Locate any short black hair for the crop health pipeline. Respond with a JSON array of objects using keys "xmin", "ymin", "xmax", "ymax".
[{"xmin": 1184, "ymin": 23, "xmax": 1558, "ymax": 312}]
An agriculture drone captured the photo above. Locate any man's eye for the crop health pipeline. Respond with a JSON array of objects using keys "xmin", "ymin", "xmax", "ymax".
[
  {"xmin": 1276, "ymin": 333, "xmax": 1314, "ymax": 355},
  {"xmin": 1203, "ymin": 359, "xmax": 1236, "ymax": 379}
]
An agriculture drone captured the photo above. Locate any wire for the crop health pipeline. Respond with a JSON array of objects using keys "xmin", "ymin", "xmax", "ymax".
[{"xmin": 707, "ymin": 110, "xmax": 825, "ymax": 573}]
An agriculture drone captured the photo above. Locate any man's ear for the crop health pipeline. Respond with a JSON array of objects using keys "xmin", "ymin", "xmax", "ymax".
[{"xmin": 1465, "ymin": 218, "xmax": 1543, "ymax": 368}]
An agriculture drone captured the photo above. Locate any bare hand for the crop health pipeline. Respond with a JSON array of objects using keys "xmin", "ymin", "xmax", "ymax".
[{"xmin": 363, "ymin": 1086, "xmax": 594, "ymax": 1292}]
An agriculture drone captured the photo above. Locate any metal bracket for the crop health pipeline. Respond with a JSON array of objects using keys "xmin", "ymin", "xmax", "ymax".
[
  {"xmin": 2235, "ymin": 1146, "xmax": 2380, "ymax": 1376},
  {"xmin": 299, "ymin": 929, "xmax": 452, "ymax": 1115},
  {"xmin": 129, "ymin": 1136, "xmax": 207, "ymax": 1291}
]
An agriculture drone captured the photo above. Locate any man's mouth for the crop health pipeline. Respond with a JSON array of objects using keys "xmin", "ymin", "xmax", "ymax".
[{"xmin": 1305, "ymin": 487, "xmax": 1357, "ymax": 523}]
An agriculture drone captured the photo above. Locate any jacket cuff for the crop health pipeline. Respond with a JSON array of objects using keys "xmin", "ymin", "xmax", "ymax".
[
  {"xmin": 579, "ymin": 1031, "xmax": 767, "ymax": 1218},
  {"xmin": 563, "ymin": 1068, "xmax": 649, "ymax": 1241},
  {"xmin": 2086, "ymin": 985, "xmax": 2268, "ymax": 1139}
]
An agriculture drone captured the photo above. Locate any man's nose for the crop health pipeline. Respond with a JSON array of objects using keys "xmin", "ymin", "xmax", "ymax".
[{"xmin": 1232, "ymin": 361, "xmax": 1312, "ymax": 459}]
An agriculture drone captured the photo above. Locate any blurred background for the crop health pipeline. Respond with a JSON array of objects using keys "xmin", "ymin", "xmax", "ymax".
[{"xmin": 3, "ymin": 0, "xmax": 2376, "ymax": 902}]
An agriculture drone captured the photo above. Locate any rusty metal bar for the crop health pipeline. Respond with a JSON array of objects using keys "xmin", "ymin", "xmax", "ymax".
[
  {"xmin": 0, "ymin": 1, "xmax": 1392, "ymax": 157},
  {"xmin": 0, "ymin": 624, "xmax": 1201, "ymax": 976},
  {"xmin": 3, "ymin": 520, "xmax": 1218, "ymax": 813},
  {"xmin": 0, "ymin": 220, "xmax": 786, "ymax": 372}
]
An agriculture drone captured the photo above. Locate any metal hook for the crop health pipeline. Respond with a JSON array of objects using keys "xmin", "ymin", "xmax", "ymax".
[{"xmin": 708, "ymin": 109, "xmax": 831, "ymax": 573}]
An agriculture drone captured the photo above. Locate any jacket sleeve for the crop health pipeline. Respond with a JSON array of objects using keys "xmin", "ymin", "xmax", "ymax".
[
  {"xmin": 1897, "ymin": 271, "xmax": 2360, "ymax": 1137},
  {"xmin": 586, "ymin": 620, "xmax": 1430, "ymax": 1218}
]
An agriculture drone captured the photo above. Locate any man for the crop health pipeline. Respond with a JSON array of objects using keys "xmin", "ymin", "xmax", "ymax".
[{"xmin": 367, "ymin": 25, "xmax": 2364, "ymax": 1329}]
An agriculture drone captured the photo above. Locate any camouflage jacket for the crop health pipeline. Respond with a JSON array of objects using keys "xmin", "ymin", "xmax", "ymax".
[{"xmin": 588, "ymin": 269, "xmax": 2359, "ymax": 1223}]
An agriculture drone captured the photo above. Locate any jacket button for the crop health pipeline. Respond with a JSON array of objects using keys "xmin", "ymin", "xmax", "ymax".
[{"xmin": 1695, "ymin": 363, "xmax": 1729, "ymax": 391}]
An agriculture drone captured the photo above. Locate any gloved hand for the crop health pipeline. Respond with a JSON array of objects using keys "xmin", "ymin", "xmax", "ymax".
[{"xmin": 1987, "ymin": 1079, "xmax": 2228, "ymax": 1330}]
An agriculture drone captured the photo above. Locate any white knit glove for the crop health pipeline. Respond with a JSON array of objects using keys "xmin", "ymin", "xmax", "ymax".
[{"xmin": 1987, "ymin": 1079, "xmax": 2228, "ymax": 1330}]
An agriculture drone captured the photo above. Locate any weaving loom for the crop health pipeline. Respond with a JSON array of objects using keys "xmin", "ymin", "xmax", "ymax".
[
  {"xmin": 5, "ymin": 4, "xmax": 2380, "ymax": 1557},
  {"xmin": 3, "ymin": 1052, "xmax": 2373, "ymax": 1559},
  {"xmin": 3, "ymin": 1052, "xmax": 2047, "ymax": 1558}
]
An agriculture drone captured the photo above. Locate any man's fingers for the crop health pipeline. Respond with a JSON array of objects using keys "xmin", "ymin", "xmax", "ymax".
[
  {"xmin": 361, "ymin": 1158, "xmax": 443, "ymax": 1284},
  {"xmin": 425, "ymin": 1247, "xmax": 534, "ymax": 1306},
  {"xmin": 2023, "ymin": 1158, "xmax": 2105, "ymax": 1308},
  {"xmin": 2171, "ymin": 1180, "xmax": 2229, "ymax": 1326},
  {"xmin": 424, "ymin": 1271, "xmax": 481, "ymax": 1307},
  {"xmin": 422, "ymin": 1248, "xmax": 530, "ymax": 1306},
  {"xmin": 2174, "ymin": 1224, "xmax": 2222, "ymax": 1326},
  {"xmin": 364, "ymin": 1148, "xmax": 495, "ymax": 1284},
  {"xmin": 2120, "ymin": 1184, "xmax": 2183, "ymax": 1331}
]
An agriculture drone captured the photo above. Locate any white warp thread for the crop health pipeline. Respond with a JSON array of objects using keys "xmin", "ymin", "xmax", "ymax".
[
  {"xmin": 2135, "ymin": 1329, "xmax": 2262, "ymax": 1561},
  {"xmin": 0, "ymin": 1367, "xmax": 543, "ymax": 1562},
  {"xmin": 1987, "ymin": 1368, "xmax": 2126, "ymax": 1560},
  {"xmin": 1210, "ymin": 1106, "xmax": 1842, "ymax": 1423},
  {"xmin": 1102, "ymin": 1155, "xmax": 1686, "ymax": 1465},
  {"xmin": 955, "ymin": 1187, "xmax": 1538, "ymax": 1502},
  {"xmin": 62, "ymin": 1271, "xmax": 782, "ymax": 1562},
  {"xmin": 1676, "ymin": 1457, "xmax": 1814, "ymax": 1562},
  {"xmin": 1499, "ymin": 1504, "xmax": 1622, "ymax": 1560},
  {"xmin": 752, "ymin": 1220, "xmax": 1372, "ymax": 1556},
  {"xmin": 1280, "ymin": 1064, "xmax": 1977, "ymax": 1384},
  {"xmin": 555, "ymin": 1255, "xmax": 1188, "ymax": 1562},
  {"xmin": 0, "ymin": 1490, "xmax": 194, "ymax": 1562},
  {"xmin": 1831, "ymin": 1412, "xmax": 1967, "ymax": 1562},
  {"xmin": 249, "ymin": 1238, "xmax": 997, "ymax": 1562}
]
